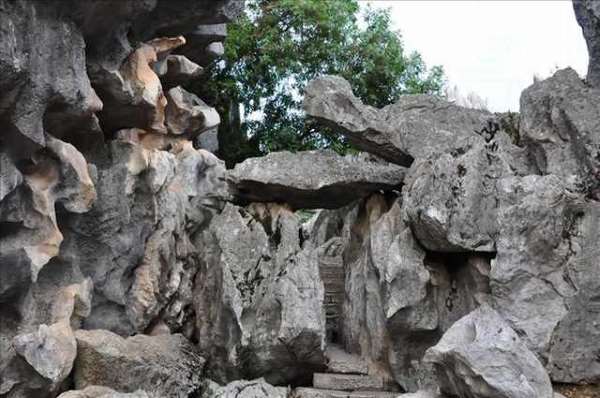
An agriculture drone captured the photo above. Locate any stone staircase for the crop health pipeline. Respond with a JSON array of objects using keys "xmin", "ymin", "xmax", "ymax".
[{"xmin": 293, "ymin": 345, "xmax": 399, "ymax": 398}]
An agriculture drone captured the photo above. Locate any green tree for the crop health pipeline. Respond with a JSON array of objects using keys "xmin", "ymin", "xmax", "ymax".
[{"xmin": 194, "ymin": 0, "xmax": 445, "ymax": 167}]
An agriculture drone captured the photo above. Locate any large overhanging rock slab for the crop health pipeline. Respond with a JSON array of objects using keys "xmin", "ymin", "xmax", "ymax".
[
  {"xmin": 424, "ymin": 305, "xmax": 553, "ymax": 398},
  {"xmin": 520, "ymin": 68, "xmax": 600, "ymax": 192},
  {"xmin": 229, "ymin": 150, "xmax": 406, "ymax": 209},
  {"xmin": 304, "ymin": 75, "xmax": 501, "ymax": 166}
]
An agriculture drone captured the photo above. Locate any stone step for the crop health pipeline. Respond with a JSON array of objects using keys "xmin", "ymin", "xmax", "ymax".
[
  {"xmin": 293, "ymin": 387, "xmax": 398, "ymax": 398},
  {"xmin": 313, "ymin": 373, "xmax": 385, "ymax": 391},
  {"xmin": 325, "ymin": 345, "xmax": 369, "ymax": 375}
]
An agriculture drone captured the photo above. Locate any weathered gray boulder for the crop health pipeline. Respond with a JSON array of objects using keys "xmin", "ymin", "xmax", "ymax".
[
  {"xmin": 154, "ymin": 54, "xmax": 203, "ymax": 89},
  {"xmin": 424, "ymin": 305, "xmax": 553, "ymax": 398},
  {"xmin": 58, "ymin": 386, "xmax": 149, "ymax": 398},
  {"xmin": 12, "ymin": 322, "xmax": 77, "ymax": 391},
  {"xmin": 229, "ymin": 150, "xmax": 406, "ymax": 209},
  {"xmin": 194, "ymin": 203, "xmax": 326, "ymax": 385},
  {"xmin": 304, "ymin": 75, "xmax": 502, "ymax": 166},
  {"xmin": 74, "ymin": 330, "xmax": 205, "ymax": 397},
  {"xmin": 492, "ymin": 174, "xmax": 600, "ymax": 383},
  {"xmin": 165, "ymin": 86, "xmax": 220, "ymax": 138},
  {"xmin": 0, "ymin": 276, "xmax": 92, "ymax": 397},
  {"xmin": 49, "ymin": 138, "xmax": 229, "ymax": 336},
  {"xmin": 520, "ymin": 68, "xmax": 600, "ymax": 193},
  {"xmin": 573, "ymin": 0, "xmax": 600, "ymax": 88},
  {"xmin": 201, "ymin": 378, "xmax": 289, "ymax": 398},
  {"xmin": 403, "ymin": 138, "xmax": 501, "ymax": 252}
]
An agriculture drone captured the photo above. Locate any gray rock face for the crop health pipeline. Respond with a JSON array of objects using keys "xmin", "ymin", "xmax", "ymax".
[
  {"xmin": 492, "ymin": 174, "xmax": 600, "ymax": 383},
  {"xmin": 520, "ymin": 68, "xmax": 600, "ymax": 192},
  {"xmin": 0, "ymin": 135, "xmax": 95, "ymax": 305},
  {"xmin": 194, "ymin": 203, "xmax": 326, "ymax": 385},
  {"xmin": 154, "ymin": 54, "xmax": 204, "ymax": 89},
  {"xmin": 304, "ymin": 75, "xmax": 502, "ymax": 166},
  {"xmin": 424, "ymin": 305, "xmax": 553, "ymax": 398},
  {"xmin": 403, "ymin": 138, "xmax": 503, "ymax": 252},
  {"xmin": 165, "ymin": 86, "xmax": 220, "ymax": 138},
  {"xmin": 0, "ymin": 0, "xmax": 102, "ymax": 153},
  {"xmin": 0, "ymin": 1, "xmax": 242, "ymax": 397},
  {"xmin": 229, "ymin": 150, "xmax": 406, "ymax": 209},
  {"xmin": 74, "ymin": 330, "xmax": 205, "ymax": 397},
  {"xmin": 307, "ymin": 196, "xmax": 491, "ymax": 392},
  {"xmin": 4, "ymin": 1, "xmax": 600, "ymax": 396},
  {"xmin": 58, "ymin": 386, "xmax": 149, "ymax": 398},
  {"xmin": 54, "ymin": 139, "xmax": 229, "ymax": 336},
  {"xmin": 13, "ymin": 322, "xmax": 77, "ymax": 390},
  {"xmin": 201, "ymin": 379, "xmax": 289, "ymax": 398},
  {"xmin": 573, "ymin": 0, "xmax": 600, "ymax": 88}
]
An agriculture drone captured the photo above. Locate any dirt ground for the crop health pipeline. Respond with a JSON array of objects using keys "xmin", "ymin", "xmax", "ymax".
[{"xmin": 555, "ymin": 384, "xmax": 600, "ymax": 398}]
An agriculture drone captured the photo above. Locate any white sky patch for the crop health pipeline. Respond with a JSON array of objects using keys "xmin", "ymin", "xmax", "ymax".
[{"xmin": 363, "ymin": 0, "xmax": 588, "ymax": 112}]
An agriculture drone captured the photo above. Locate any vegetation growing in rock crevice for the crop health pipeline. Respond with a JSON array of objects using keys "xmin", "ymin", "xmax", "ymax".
[{"xmin": 193, "ymin": 0, "xmax": 445, "ymax": 167}]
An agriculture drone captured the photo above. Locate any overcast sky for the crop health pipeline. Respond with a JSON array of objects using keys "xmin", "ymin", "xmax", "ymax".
[{"xmin": 364, "ymin": 1, "xmax": 588, "ymax": 112}]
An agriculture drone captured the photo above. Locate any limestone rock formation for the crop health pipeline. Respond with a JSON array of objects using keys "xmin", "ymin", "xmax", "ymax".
[
  {"xmin": 154, "ymin": 55, "xmax": 204, "ymax": 89},
  {"xmin": 229, "ymin": 150, "xmax": 406, "ymax": 209},
  {"xmin": 58, "ymin": 386, "xmax": 149, "ymax": 398},
  {"xmin": 424, "ymin": 305, "xmax": 553, "ymax": 398},
  {"xmin": 74, "ymin": 330, "xmax": 205, "ymax": 397},
  {"xmin": 194, "ymin": 203, "xmax": 326, "ymax": 385},
  {"xmin": 165, "ymin": 87, "xmax": 220, "ymax": 138},
  {"xmin": 520, "ymin": 67, "xmax": 600, "ymax": 194},
  {"xmin": 201, "ymin": 379, "xmax": 289, "ymax": 398},
  {"xmin": 403, "ymin": 137, "xmax": 504, "ymax": 252},
  {"xmin": 304, "ymin": 75, "xmax": 504, "ymax": 166},
  {"xmin": 2, "ymin": 0, "xmax": 600, "ymax": 397},
  {"xmin": 574, "ymin": 0, "xmax": 600, "ymax": 87},
  {"xmin": 491, "ymin": 174, "xmax": 600, "ymax": 383}
]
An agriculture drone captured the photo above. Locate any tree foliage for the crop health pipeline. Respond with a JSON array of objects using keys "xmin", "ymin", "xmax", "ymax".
[{"xmin": 195, "ymin": 0, "xmax": 445, "ymax": 167}]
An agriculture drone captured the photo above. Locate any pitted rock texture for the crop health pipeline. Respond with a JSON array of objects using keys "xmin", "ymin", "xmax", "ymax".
[
  {"xmin": 574, "ymin": 0, "xmax": 600, "ymax": 88},
  {"xmin": 74, "ymin": 330, "xmax": 205, "ymax": 397},
  {"xmin": 194, "ymin": 203, "xmax": 326, "ymax": 386},
  {"xmin": 520, "ymin": 67, "xmax": 600, "ymax": 194},
  {"xmin": 304, "ymin": 75, "xmax": 507, "ymax": 166},
  {"xmin": 58, "ymin": 386, "xmax": 149, "ymax": 398},
  {"xmin": 229, "ymin": 150, "xmax": 406, "ymax": 209},
  {"xmin": 201, "ymin": 378, "xmax": 289, "ymax": 398},
  {"xmin": 2, "ymin": 0, "xmax": 600, "ymax": 397},
  {"xmin": 424, "ymin": 305, "xmax": 553, "ymax": 398}
]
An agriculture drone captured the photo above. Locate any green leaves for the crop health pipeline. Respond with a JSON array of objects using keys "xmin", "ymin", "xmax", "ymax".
[{"xmin": 196, "ymin": 0, "xmax": 445, "ymax": 166}]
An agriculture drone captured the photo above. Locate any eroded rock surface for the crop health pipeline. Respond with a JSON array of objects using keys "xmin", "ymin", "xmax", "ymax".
[
  {"xmin": 424, "ymin": 305, "xmax": 553, "ymax": 398},
  {"xmin": 74, "ymin": 330, "xmax": 205, "ymax": 397},
  {"xmin": 201, "ymin": 379, "xmax": 289, "ymax": 398},
  {"xmin": 574, "ymin": 0, "xmax": 600, "ymax": 88},
  {"xmin": 58, "ymin": 386, "xmax": 149, "ymax": 398},
  {"xmin": 194, "ymin": 203, "xmax": 326, "ymax": 385},
  {"xmin": 2, "ymin": 0, "xmax": 600, "ymax": 397},
  {"xmin": 304, "ymin": 75, "xmax": 504, "ymax": 166},
  {"xmin": 520, "ymin": 68, "xmax": 600, "ymax": 192},
  {"xmin": 229, "ymin": 150, "xmax": 406, "ymax": 209}
]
